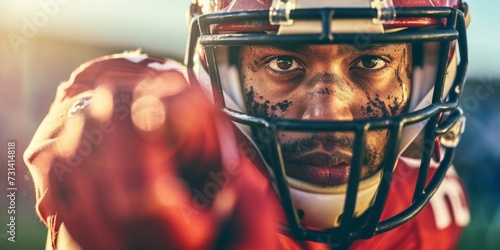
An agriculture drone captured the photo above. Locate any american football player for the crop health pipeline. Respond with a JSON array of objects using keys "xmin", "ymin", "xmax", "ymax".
[{"xmin": 24, "ymin": 0, "xmax": 471, "ymax": 249}]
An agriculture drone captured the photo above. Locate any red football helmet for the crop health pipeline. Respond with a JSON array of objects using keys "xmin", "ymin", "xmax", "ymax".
[{"xmin": 185, "ymin": 0, "xmax": 470, "ymax": 247}]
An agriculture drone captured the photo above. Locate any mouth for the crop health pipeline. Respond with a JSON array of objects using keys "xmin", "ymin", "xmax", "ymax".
[{"xmin": 286, "ymin": 152, "xmax": 352, "ymax": 186}]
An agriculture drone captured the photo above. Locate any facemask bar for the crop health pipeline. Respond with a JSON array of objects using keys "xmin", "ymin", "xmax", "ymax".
[
  {"xmin": 412, "ymin": 10, "xmax": 466, "ymax": 207},
  {"xmin": 187, "ymin": 6, "xmax": 468, "ymax": 248}
]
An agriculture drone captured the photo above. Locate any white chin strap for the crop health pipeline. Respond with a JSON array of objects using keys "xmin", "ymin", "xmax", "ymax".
[{"xmin": 288, "ymin": 170, "xmax": 382, "ymax": 229}]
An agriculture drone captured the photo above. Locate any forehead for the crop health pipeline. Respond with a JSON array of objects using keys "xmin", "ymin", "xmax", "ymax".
[{"xmin": 243, "ymin": 43, "xmax": 408, "ymax": 55}]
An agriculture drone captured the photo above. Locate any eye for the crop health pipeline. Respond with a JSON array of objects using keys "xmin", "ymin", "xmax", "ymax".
[
  {"xmin": 354, "ymin": 56, "xmax": 388, "ymax": 70},
  {"xmin": 268, "ymin": 56, "xmax": 303, "ymax": 72}
]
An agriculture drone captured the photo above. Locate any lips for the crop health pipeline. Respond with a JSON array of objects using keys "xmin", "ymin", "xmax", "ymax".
[{"xmin": 286, "ymin": 152, "xmax": 352, "ymax": 186}]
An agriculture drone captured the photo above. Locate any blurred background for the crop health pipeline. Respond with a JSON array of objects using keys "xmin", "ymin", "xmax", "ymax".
[{"xmin": 0, "ymin": 0, "xmax": 498, "ymax": 249}]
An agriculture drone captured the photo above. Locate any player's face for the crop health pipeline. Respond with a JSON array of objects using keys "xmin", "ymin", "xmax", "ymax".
[{"xmin": 239, "ymin": 43, "xmax": 412, "ymax": 186}]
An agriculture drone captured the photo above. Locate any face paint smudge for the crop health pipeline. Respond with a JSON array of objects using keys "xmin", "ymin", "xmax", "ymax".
[
  {"xmin": 274, "ymin": 100, "xmax": 292, "ymax": 112},
  {"xmin": 361, "ymin": 46, "xmax": 411, "ymax": 118},
  {"xmin": 361, "ymin": 94, "xmax": 390, "ymax": 118},
  {"xmin": 245, "ymin": 86, "xmax": 272, "ymax": 117},
  {"xmin": 244, "ymin": 86, "xmax": 293, "ymax": 118}
]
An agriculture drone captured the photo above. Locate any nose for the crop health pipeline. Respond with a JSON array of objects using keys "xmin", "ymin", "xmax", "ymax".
[{"xmin": 301, "ymin": 73, "xmax": 354, "ymax": 121}]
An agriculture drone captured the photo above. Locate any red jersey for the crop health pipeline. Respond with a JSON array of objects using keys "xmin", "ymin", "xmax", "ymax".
[
  {"xmin": 347, "ymin": 157, "xmax": 470, "ymax": 250},
  {"xmin": 24, "ymin": 52, "xmax": 469, "ymax": 250}
]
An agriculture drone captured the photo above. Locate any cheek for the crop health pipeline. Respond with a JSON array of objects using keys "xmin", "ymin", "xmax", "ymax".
[
  {"xmin": 243, "ymin": 86, "xmax": 294, "ymax": 118},
  {"xmin": 242, "ymin": 75, "xmax": 271, "ymax": 118},
  {"xmin": 366, "ymin": 130, "xmax": 389, "ymax": 152},
  {"xmin": 241, "ymin": 69, "xmax": 294, "ymax": 118},
  {"xmin": 358, "ymin": 82, "xmax": 410, "ymax": 119},
  {"xmin": 357, "ymin": 59, "xmax": 411, "ymax": 118},
  {"xmin": 356, "ymin": 85, "xmax": 393, "ymax": 119},
  {"xmin": 364, "ymin": 130, "xmax": 389, "ymax": 170}
]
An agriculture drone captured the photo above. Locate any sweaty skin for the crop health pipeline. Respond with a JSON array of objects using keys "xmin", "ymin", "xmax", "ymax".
[{"xmin": 239, "ymin": 44, "xmax": 412, "ymax": 186}]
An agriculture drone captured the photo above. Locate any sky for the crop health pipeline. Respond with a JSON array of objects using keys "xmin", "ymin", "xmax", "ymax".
[{"xmin": 0, "ymin": 0, "xmax": 497, "ymax": 78}]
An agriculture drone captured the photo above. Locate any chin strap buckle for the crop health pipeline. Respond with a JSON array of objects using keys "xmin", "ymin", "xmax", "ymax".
[{"xmin": 270, "ymin": 0, "xmax": 296, "ymax": 25}]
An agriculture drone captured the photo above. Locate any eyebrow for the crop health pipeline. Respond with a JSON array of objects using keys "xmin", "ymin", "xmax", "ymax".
[
  {"xmin": 267, "ymin": 43, "xmax": 404, "ymax": 54},
  {"xmin": 268, "ymin": 45, "xmax": 312, "ymax": 54},
  {"xmin": 352, "ymin": 43, "xmax": 404, "ymax": 52}
]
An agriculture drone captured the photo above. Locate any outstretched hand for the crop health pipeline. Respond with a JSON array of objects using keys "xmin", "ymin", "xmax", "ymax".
[{"xmin": 45, "ymin": 67, "xmax": 277, "ymax": 250}]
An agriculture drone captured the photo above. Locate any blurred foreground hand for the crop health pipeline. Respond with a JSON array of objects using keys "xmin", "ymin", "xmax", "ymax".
[{"xmin": 24, "ymin": 54, "xmax": 278, "ymax": 250}]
